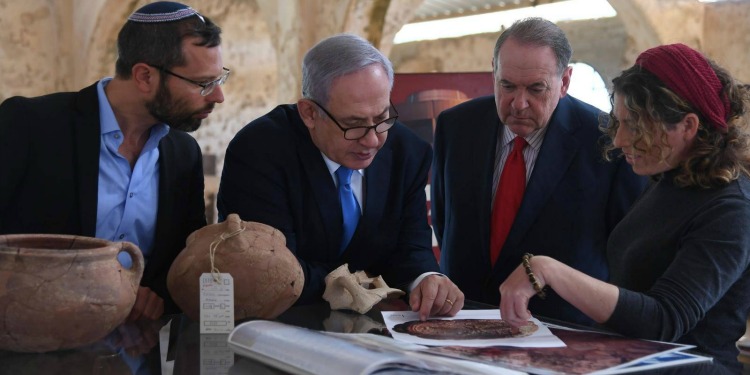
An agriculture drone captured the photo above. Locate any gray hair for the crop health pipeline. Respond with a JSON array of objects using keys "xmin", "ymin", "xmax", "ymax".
[
  {"xmin": 493, "ymin": 17, "xmax": 572, "ymax": 76},
  {"xmin": 302, "ymin": 33, "xmax": 394, "ymax": 104}
]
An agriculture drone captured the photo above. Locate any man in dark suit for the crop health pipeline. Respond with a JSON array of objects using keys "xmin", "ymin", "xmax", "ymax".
[
  {"xmin": 218, "ymin": 33, "xmax": 463, "ymax": 320},
  {"xmin": 431, "ymin": 18, "xmax": 648, "ymax": 325},
  {"xmin": 0, "ymin": 2, "xmax": 227, "ymax": 320}
]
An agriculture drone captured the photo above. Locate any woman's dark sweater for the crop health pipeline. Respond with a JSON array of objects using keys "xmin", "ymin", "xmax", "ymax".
[{"xmin": 606, "ymin": 171, "xmax": 750, "ymax": 363}]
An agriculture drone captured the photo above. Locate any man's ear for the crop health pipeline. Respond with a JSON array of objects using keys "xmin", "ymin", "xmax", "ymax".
[
  {"xmin": 297, "ymin": 99, "xmax": 317, "ymax": 130},
  {"xmin": 132, "ymin": 63, "xmax": 158, "ymax": 94},
  {"xmin": 559, "ymin": 66, "xmax": 573, "ymax": 98}
]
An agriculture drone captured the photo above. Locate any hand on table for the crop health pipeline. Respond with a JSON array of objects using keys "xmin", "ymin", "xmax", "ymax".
[
  {"xmin": 409, "ymin": 274, "xmax": 464, "ymax": 320},
  {"xmin": 499, "ymin": 261, "xmax": 545, "ymax": 327}
]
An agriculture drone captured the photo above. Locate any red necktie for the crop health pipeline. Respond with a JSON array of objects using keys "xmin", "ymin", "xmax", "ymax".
[{"xmin": 490, "ymin": 136, "xmax": 527, "ymax": 267}]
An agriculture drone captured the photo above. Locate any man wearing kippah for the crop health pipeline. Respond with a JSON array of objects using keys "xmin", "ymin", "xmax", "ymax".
[{"xmin": 0, "ymin": 2, "xmax": 228, "ymax": 321}]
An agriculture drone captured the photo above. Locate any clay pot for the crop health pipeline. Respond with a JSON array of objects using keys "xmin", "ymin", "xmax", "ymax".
[
  {"xmin": 0, "ymin": 234, "xmax": 144, "ymax": 353},
  {"xmin": 167, "ymin": 214, "xmax": 304, "ymax": 322}
]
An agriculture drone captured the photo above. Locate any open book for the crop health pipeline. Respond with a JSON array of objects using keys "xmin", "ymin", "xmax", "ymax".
[
  {"xmin": 381, "ymin": 310, "xmax": 712, "ymax": 374},
  {"xmin": 228, "ymin": 320, "xmax": 524, "ymax": 375},
  {"xmin": 228, "ymin": 317, "xmax": 712, "ymax": 375},
  {"xmin": 424, "ymin": 322, "xmax": 712, "ymax": 374}
]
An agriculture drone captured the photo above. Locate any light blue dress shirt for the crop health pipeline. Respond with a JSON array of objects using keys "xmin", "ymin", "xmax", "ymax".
[{"xmin": 95, "ymin": 78, "xmax": 169, "ymax": 265}]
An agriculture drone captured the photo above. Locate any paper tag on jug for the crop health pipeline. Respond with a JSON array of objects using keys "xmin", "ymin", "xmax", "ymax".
[{"xmin": 199, "ymin": 273, "xmax": 234, "ymax": 334}]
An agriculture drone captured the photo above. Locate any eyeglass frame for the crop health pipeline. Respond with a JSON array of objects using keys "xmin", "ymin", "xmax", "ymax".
[
  {"xmin": 150, "ymin": 65, "xmax": 230, "ymax": 96},
  {"xmin": 308, "ymin": 99, "xmax": 399, "ymax": 140}
]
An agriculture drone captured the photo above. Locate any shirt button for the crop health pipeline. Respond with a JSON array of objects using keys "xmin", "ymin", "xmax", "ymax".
[
  {"xmin": 114, "ymin": 134, "xmax": 121, "ymax": 139},
  {"xmin": 129, "ymin": 192, "xmax": 134, "ymax": 198},
  {"xmin": 119, "ymin": 234, "xmax": 125, "ymax": 239}
]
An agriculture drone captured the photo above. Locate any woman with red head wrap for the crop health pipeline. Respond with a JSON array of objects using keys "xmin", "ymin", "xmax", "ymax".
[{"xmin": 499, "ymin": 43, "xmax": 750, "ymax": 369}]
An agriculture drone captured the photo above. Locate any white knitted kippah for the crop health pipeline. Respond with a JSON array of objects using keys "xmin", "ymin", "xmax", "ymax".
[{"xmin": 127, "ymin": 1, "xmax": 203, "ymax": 23}]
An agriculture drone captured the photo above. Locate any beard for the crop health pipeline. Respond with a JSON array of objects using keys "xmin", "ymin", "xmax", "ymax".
[{"xmin": 146, "ymin": 79, "xmax": 213, "ymax": 133}]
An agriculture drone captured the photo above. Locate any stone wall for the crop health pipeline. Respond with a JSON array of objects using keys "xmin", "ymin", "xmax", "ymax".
[
  {"xmin": 0, "ymin": 0, "xmax": 65, "ymax": 98},
  {"xmin": 190, "ymin": 0, "xmax": 278, "ymax": 163},
  {"xmin": 704, "ymin": 1, "xmax": 750, "ymax": 82},
  {"xmin": 390, "ymin": 16, "xmax": 628, "ymax": 88}
]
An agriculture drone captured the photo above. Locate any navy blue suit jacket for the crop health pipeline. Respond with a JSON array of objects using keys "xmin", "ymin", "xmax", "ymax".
[
  {"xmin": 0, "ymin": 82, "xmax": 207, "ymax": 314},
  {"xmin": 217, "ymin": 104, "xmax": 439, "ymax": 304},
  {"xmin": 431, "ymin": 95, "xmax": 648, "ymax": 325}
]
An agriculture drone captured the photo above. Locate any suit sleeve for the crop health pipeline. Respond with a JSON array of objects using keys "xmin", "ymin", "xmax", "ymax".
[
  {"xmin": 0, "ymin": 98, "xmax": 32, "ymax": 233},
  {"xmin": 217, "ymin": 131, "xmax": 296, "ymax": 237},
  {"xmin": 378, "ymin": 142, "xmax": 439, "ymax": 290}
]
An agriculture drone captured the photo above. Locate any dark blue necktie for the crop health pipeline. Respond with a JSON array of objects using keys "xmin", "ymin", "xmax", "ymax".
[{"xmin": 336, "ymin": 166, "xmax": 360, "ymax": 253}]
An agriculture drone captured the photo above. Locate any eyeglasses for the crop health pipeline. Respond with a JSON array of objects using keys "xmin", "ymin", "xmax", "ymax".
[
  {"xmin": 309, "ymin": 99, "xmax": 399, "ymax": 140},
  {"xmin": 151, "ymin": 65, "xmax": 230, "ymax": 96}
]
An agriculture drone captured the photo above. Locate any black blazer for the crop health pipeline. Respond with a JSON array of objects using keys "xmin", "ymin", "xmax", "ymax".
[
  {"xmin": 217, "ymin": 104, "xmax": 439, "ymax": 304},
  {"xmin": 431, "ymin": 95, "xmax": 648, "ymax": 325},
  {"xmin": 0, "ymin": 82, "xmax": 207, "ymax": 313}
]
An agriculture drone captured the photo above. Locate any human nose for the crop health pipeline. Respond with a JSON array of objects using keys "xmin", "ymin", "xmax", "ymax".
[
  {"xmin": 357, "ymin": 127, "xmax": 379, "ymax": 147},
  {"xmin": 511, "ymin": 92, "xmax": 528, "ymax": 111},
  {"xmin": 206, "ymin": 84, "xmax": 225, "ymax": 104},
  {"xmin": 613, "ymin": 125, "xmax": 629, "ymax": 148}
]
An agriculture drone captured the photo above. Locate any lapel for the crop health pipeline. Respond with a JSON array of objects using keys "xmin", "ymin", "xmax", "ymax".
[
  {"xmin": 153, "ymin": 135, "xmax": 175, "ymax": 258},
  {"xmin": 475, "ymin": 108, "xmax": 503, "ymax": 256},
  {"xmin": 503, "ymin": 97, "xmax": 580, "ymax": 250},
  {"xmin": 294, "ymin": 114, "xmax": 342, "ymax": 257},
  {"xmin": 73, "ymin": 83, "xmax": 103, "ymax": 236},
  {"xmin": 357, "ymin": 141, "xmax": 392, "ymax": 240}
]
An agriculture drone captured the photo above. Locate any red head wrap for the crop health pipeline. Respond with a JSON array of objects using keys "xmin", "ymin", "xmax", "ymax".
[{"xmin": 635, "ymin": 43, "xmax": 730, "ymax": 133}]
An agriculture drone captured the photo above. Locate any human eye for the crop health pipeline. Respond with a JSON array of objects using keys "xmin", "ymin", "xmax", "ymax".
[
  {"xmin": 529, "ymin": 84, "xmax": 547, "ymax": 94},
  {"xmin": 343, "ymin": 121, "xmax": 368, "ymax": 129},
  {"xmin": 619, "ymin": 119, "xmax": 638, "ymax": 132},
  {"xmin": 373, "ymin": 114, "xmax": 390, "ymax": 124},
  {"xmin": 200, "ymin": 77, "xmax": 220, "ymax": 87}
]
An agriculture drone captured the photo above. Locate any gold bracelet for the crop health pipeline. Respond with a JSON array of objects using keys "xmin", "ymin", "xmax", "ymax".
[{"xmin": 521, "ymin": 253, "xmax": 546, "ymax": 299}]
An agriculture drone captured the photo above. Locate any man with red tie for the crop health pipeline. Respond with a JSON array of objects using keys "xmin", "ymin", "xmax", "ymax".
[{"xmin": 431, "ymin": 17, "xmax": 648, "ymax": 325}]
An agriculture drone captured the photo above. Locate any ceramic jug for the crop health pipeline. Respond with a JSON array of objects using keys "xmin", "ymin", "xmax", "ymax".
[
  {"xmin": 0, "ymin": 234, "xmax": 144, "ymax": 352},
  {"xmin": 167, "ymin": 213, "xmax": 303, "ymax": 322}
]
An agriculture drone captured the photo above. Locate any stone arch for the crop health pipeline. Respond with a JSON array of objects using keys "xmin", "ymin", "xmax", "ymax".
[
  {"xmin": 557, "ymin": 16, "xmax": 627, "ymax": 90},
  {"xmin": 568, "ymin": 61, "xmax": 611, "ymax": 112},
  {"xmin": 608, "ymin": 0, "xmax": 705, "ymax": 66},
  {"xmin": 190, "ymin": 0, "xmax": 278, "ymax": 173},
  {"xmin": 577, "ymin": 59, "xmax": 615, "ymax": 91},
  {"xmin": 607, "ymin": 0, "xmax": 661, "ymax": 66},
  {"xmin": 81, "ymin": 0, "xmax": 142, "ymax": 86}
]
